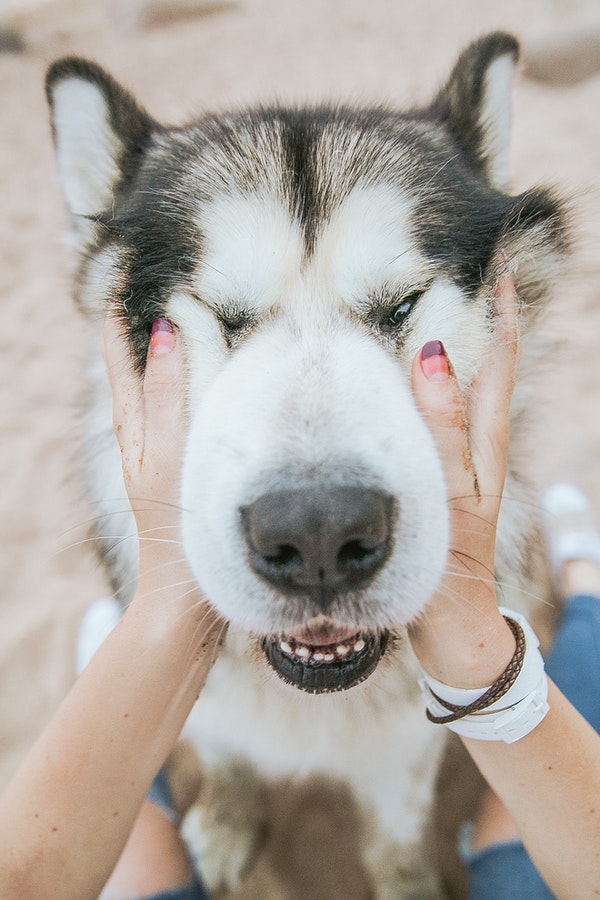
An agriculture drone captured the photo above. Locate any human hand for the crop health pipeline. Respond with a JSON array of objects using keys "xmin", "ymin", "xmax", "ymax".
[
  {"xmin": 103, "ymin": 317, "xmax": 185, "ymax": 540},
  {"xmin": 407, "ymin": 279, "xmax": 521, "ymax": 689},
  {"xmin": 102, "ymin": 317, "xmax": 225, "ymax": 644}
]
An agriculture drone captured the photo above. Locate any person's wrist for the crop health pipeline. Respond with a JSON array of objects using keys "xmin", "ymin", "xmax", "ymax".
[
  {"xmin": 126, "ymin": 584, "xmax": 224, "ymax": 664},
  {"xmin": 132, "ymin": 544, "xmax": 212, "ymax": 628},
  {"xmin": 408, "ymin": 607, "xmax": 516, "ymax": 690}
]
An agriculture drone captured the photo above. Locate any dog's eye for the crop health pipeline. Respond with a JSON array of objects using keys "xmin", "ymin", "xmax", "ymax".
[{"xmin": 378, "ymin": 291, "xmax": 423, "ymax": 333}]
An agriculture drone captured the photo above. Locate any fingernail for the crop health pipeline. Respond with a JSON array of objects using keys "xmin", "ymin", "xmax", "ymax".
[
  {"xmin": 420, "ymin": 340, "xmax": 449, "ymax": 382},
  {"xmin": 150, "ymin": 318, "xmax": 175, "ymax": 356}
]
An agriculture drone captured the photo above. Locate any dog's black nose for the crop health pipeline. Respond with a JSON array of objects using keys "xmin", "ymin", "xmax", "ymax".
[{"xmin": 241, "ymin": 487, "xmax": 394, "ymax": 607}]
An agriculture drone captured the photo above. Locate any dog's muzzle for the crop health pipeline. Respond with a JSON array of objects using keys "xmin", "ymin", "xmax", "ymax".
[{"xmin": 241, "ymin": 486, "xmax": 394, "ymax": 692}]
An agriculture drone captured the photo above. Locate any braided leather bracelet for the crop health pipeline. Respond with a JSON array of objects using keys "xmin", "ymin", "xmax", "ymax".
[
  {"xmin": 419, "ymin": 609, "xmax": 550, "ymax": 743},
  {"xmin": 425, "ymin": 616, "xmax": 525, "ymax": 724}
]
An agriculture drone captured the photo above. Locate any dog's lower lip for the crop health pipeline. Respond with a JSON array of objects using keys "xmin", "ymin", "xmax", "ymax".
[{"xmin": 262, "ymin": 629, "xmax": 389, "ymax": 694}]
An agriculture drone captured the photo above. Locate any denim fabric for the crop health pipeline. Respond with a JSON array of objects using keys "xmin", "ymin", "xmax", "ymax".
[
  {"xmin": 545, "ymin": 594, "xmax": 600, "ymax": 732},
  {"xmin": 139, "ymin": 874, "xmax": 209, "ymax": 900},
  {"xmin": 468, "ymin": 841, "xmax": 555, "ymax": 899},
  {"xmin": 147, "ymin": 768, "xmax": 179, "ymax": 825}
]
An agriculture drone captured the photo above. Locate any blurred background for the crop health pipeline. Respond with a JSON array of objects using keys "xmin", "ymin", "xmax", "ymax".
[{"xmin": 0, "ymin": 0, "xmax": 599, "ymax": 888}]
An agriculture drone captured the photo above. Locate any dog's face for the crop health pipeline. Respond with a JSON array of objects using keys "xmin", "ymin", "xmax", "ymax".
[{"xmin": 47, "ymin": 34, "xmax": 565, "ymax": 693}]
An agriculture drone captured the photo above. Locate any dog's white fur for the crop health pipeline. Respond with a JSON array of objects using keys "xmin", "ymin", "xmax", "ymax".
[{"xmin": 176, "ymin": 186, "xmax": 483, "ymax": 633}]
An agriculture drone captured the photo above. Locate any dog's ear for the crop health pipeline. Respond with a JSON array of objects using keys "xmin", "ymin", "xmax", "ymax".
[
  {"xmin": 46, "ymin": 57, "xmax": 157, "ymax": 244},
  {"xmin": 429, "ymin": 32, "xmax": 519, "ymax": 190},
  {"xmin": 430, "ymin": 33, "xmax": 570, "ymax": 311}
]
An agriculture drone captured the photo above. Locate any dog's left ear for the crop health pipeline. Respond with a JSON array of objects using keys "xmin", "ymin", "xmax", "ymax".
[
  {"xmin": 429, "ymin": 32, "xmax": 519, "ymax": 190},
  {"xmin": 46, "ymin": 57, "xmax": 158, "ymax": 247}
]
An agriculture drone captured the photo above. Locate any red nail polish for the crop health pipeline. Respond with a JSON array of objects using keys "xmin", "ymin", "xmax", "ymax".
[
  {"xmin": 150, "ymin": 318, "xmax": 175, "ymax": 355},
  {"xmin": 420, "ymin": 340, "xmax": 449, "ymax": 382}
]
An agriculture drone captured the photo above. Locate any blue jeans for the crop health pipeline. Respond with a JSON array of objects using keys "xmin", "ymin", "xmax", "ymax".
[
  {"xmin": 467, "ymin": 594, "xmax": 600, "ymax": 899},
  {"xmin": 145, "ymin": 879, "xmax": 208, "ymax": 900},
  {"xmin": 144, "ymin": 595, "xmax": 600, "ymax": 900}
]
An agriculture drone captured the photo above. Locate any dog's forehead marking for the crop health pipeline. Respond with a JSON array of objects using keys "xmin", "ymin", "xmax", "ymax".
[
  {"xmin": 317, "ymin": 183, "xmax": 431, "ymax": 306},
  {"xmin": 194, "ymin": 192, "xmax": 304, "ymax": 313},
  {"xmin": 193, "ymin": 183, "xmax": 429, "ymax": 315}
]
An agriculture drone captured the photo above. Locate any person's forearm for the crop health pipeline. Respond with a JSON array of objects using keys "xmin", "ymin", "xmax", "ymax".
[
  {"xmin": 405, "ymin": 285, "xmax": 600, "ymax": 894},
  {"xmin": 408, "ymin": 599, "xmax": 516, "ymax": 689},
  {"xmin": 0, "ymin": 578, "xmax": 224, "ymax": 900},
  {"xmin": 463, "ymin": 680, "xmax": 600, "ymax": 899},
  {"xmin": 411, "ymin": 609, "xmax": 600, "ymax": 898}
]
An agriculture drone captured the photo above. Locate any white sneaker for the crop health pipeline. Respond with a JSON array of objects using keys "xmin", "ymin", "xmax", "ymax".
[{"xmin": 541, "ymin": 483, "xmax": 600, "ymax": 573}]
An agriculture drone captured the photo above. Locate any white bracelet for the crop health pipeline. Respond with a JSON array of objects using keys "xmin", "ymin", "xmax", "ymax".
[{"xmin": 419, "ymin": 608, "xmax": 550, "ymax": 744}]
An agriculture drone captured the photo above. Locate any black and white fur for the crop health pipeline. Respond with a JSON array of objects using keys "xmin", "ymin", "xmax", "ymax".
[{"xmin": 47, "ymin": 33, "xmax": 566, "ymax": 897}]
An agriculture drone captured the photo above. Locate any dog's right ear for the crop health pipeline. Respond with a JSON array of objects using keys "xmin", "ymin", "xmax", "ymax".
[
  {"xmin": 429, "ymin": 32, "xmax": 520, "ymax": 191},
  {"xmin": 46, "ymin": 57, "xmax": 157, "ymax": 244}
]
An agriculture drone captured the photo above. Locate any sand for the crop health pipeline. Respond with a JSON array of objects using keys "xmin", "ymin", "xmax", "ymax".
[{"xmin": 1, "ymin": 0, "xmax": 600, "ymax": 893}]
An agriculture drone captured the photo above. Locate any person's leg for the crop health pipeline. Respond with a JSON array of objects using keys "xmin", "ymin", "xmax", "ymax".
[
  {"xmin": 100, "ymin": 801, "xmax": 196, "ymax": 900},
  {"xmin": 466, "ymin": 484, "xmax": 600, "ymax": 899},
  {"xmin": 543, "ymin": 574, "xmax": 600, "ymax": 732}
]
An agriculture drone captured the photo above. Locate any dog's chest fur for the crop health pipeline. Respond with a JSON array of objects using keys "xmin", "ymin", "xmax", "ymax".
[{"xmin": 47, "ymin": 32, "xmax": 566, "ymax": 898}]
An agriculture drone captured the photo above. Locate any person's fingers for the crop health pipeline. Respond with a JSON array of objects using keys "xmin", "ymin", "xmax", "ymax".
[
  {"xmin": 469, "ymin": 278, "xmax": 520, "ymax": 485},
  {"xmin": 411, "ymin": 340, "xmax": 476, "ymax": 499},
  {"xmin": 142, "ymin": 319, "xmax": 185, "ymax": 459},
  {"xmin": 412, "ymin": 280, "xmax": 519, "ymax": 527},
  {"xmin": 102, "ymin": 316, "xmax": 185, "ymax": 505},
  {"xmin": 102, "ymin": 315, "xmax": 144, "ymax": 465}
]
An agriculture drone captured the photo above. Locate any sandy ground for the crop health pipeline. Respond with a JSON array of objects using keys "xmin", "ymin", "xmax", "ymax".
[{"xmin": 1, "ymin": 0, "xmax": 600, "ymax": 894}]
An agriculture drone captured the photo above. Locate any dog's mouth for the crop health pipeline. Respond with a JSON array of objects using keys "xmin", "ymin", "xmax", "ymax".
[{"xmin": 262, "ymin": 619, "xmax": 390, "ymax": 693}]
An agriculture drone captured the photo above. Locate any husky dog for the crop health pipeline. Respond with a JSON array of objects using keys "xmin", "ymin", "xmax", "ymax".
[{"xmin": 46, "ymin": 33, "xmax": 566, "ymax": 898}]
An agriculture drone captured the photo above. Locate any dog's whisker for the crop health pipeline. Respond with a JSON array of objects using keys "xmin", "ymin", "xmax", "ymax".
[
  {"xmin": 448, "ymin": 548, "xmax": 496, "ymax": 580},
  {"xmin": 56, "ymin": 534, "xmax": 141, "ymax": 555},
  {"xmin": 451, "ymin": 526, "xmax": 497, "ymax": 538},
  {"xmin": 440, "ymin": 564, "xmax": 549, "ymax": 608},
  {"xmin": 448, "ymin": 504, "xmax": 499, "ymax": 524},
  {"xmin": 177, "ymin": 603, "xmax": 229, "ymax": 666},
  {"xmin": 58, "ymin": 527, "xmax": 184, "ymax": 557},
  {"xmin": 135, "ymin": 578, "xmax": 199, "ymax": 602},
  {"xmin": 137, "ymin": 536, "xmax": 184, "ymax": 546},
  {"xmin": 443, "ymin": 567, "xmax": 498, "ymax": 588},
  {"xmin": 449, "ymin": 490, "xmax": 551, "ymax": 516},
  {"xmin": 498, "ymin": 586, "xmax": 552, "ymax": 607},
  {"xmin": 420, "ymin": 582, "xmax": 482, "ymax": 618},
  {"xmin": 206, "ymin": 620, "xmax": 230, "ymax": 672},
  {"xmin": 58, "ymin": 509, "xmax": 188, "ymax": 544}
]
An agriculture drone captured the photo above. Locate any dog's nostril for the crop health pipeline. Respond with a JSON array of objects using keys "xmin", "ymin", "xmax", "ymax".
[
  {"xmin": 265, "ymin": 544, "xmax": 298, "ymax": 565},
  {"xmin": 241, "ymin": 486, "xmax": 395, "ymax": 602},
  {"xmin": 337, "ymin": 539, "xmax": 385, "ymax": 574},
  {"xmin": 264, "ymin": 544, "xmax": 301, "ymax": 567}
]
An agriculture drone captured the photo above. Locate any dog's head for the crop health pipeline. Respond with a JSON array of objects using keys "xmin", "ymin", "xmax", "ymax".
[{"xmin": 47, "ymin": 33, "xmax": 566, "ymax": 693}]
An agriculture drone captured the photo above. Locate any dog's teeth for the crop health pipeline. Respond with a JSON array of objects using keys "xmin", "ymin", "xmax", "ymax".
[{"xmin": 275, "ymin": 635, "xmax": 368, "ymax": 664}]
